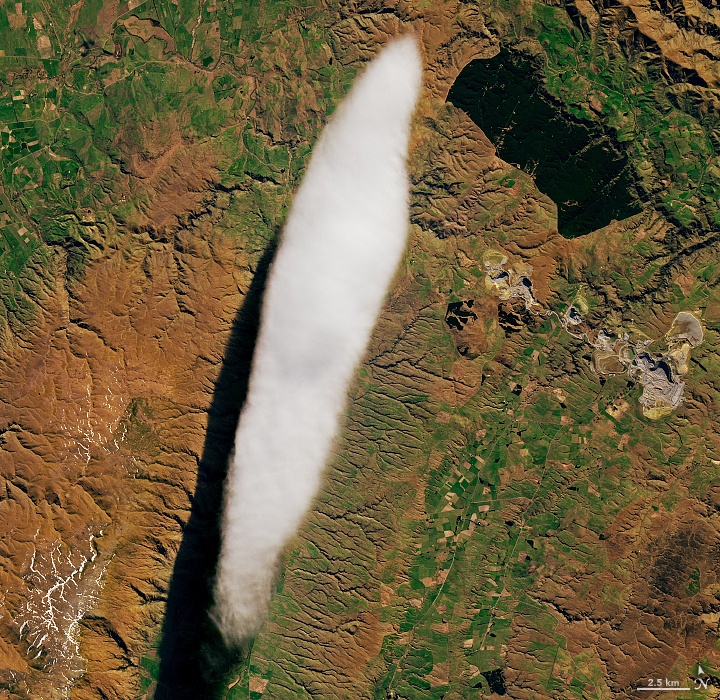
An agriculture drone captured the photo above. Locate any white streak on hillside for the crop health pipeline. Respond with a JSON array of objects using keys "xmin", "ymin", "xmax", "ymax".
[{"xmin": 212, "ymin": 35, "xmax": 422, "ymax": 645}]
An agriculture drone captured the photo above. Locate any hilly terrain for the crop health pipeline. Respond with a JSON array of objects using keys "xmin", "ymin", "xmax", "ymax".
[{"xmin": 0, "ymin": 0, "xmax": 719, "ymax": 698}]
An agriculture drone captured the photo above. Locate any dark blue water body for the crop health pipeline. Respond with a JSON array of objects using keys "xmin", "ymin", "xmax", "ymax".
[{"xmin": 448, "ymin": 49, "xmax": 642, "ymax": 238}]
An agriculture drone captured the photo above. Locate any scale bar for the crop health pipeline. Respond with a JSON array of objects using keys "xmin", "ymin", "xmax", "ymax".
[{"xmin": 635, "ymin": 688, "xmax": 691, "ymax": 692}]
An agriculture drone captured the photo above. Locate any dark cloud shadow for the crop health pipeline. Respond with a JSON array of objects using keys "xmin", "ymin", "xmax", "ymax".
[{"xmin": 154, "ymin": 239, "xmax": 277, "ymax": 699}]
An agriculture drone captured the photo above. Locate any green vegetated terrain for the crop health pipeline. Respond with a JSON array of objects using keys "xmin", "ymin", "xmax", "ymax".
[
  {"xmin": 0, "ymin": 0, "xmax": 354, "ymax": 338},
  {"xmin": 234, "ymin": 197, "xmax": 720, "ymax": 699},
  {"xmin": 495, "ymin": 0, "xmax": 720, "ymax": 234},
  {"xmin": 1, "ymin": 0, "xmax": 720, "ymax": 698}
]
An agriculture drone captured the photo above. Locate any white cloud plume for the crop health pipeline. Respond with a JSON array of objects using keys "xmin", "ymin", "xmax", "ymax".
[{"xmin": 212, "ymin": 35, "xmax": 423, "ymax": 645}]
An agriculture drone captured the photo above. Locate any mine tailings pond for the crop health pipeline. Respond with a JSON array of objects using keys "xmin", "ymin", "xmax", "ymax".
[{"xmin": 448, "ymin": 48, "xmax": 641, "ymax": 238}]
